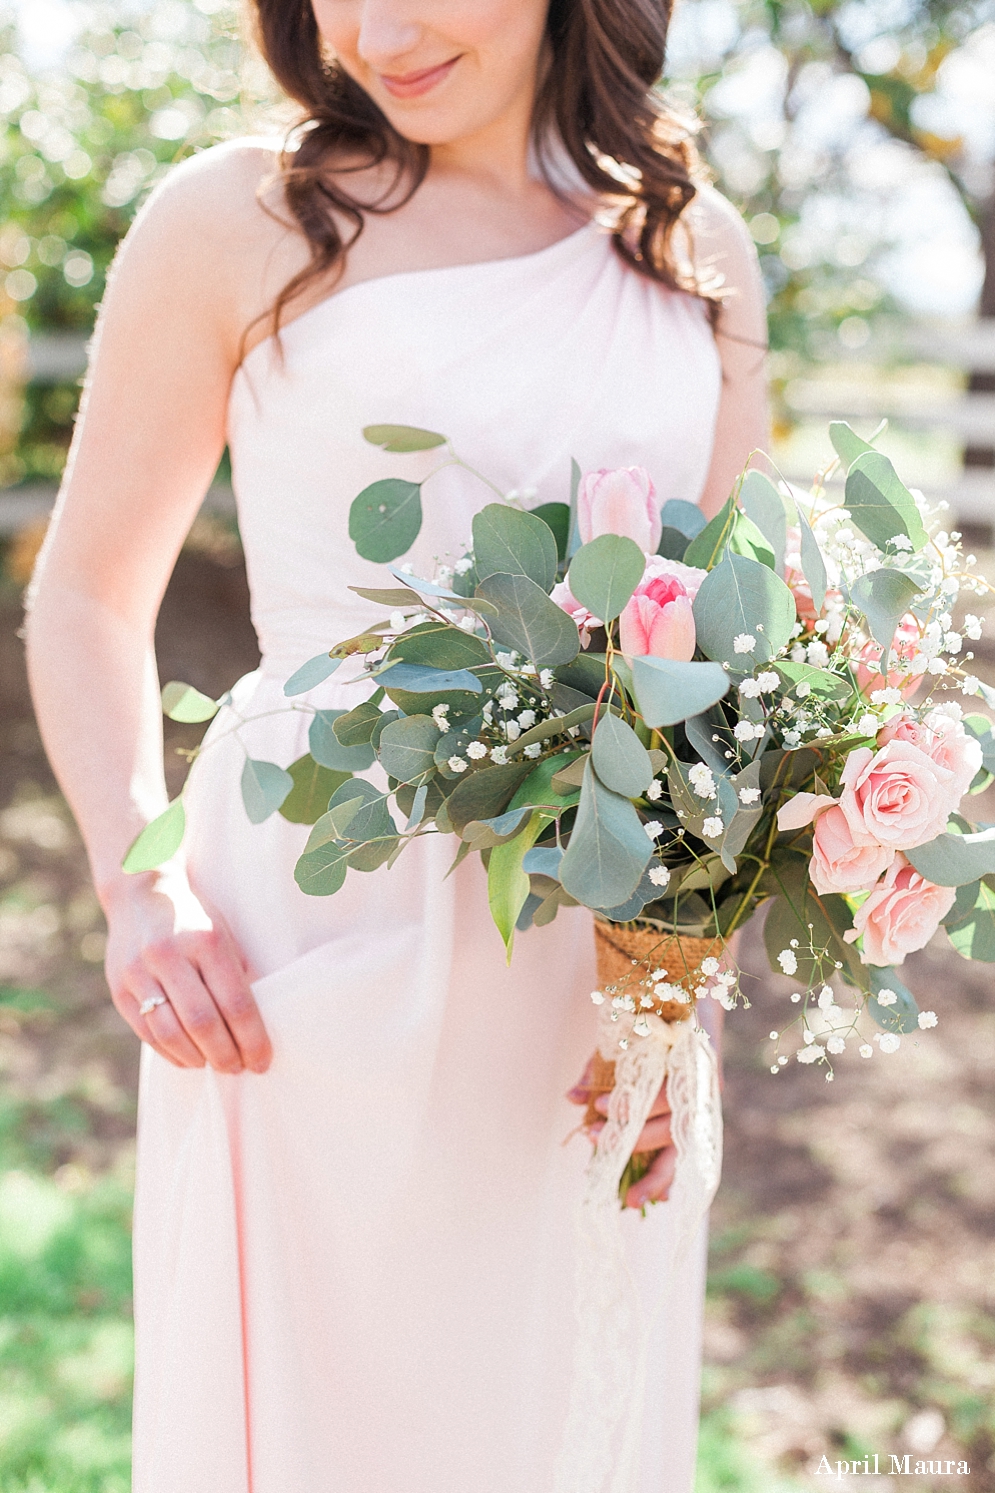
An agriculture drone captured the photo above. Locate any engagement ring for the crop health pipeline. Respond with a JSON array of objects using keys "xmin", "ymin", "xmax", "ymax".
[{"xmin": 139, "ymin": 995, "xmax": 168, "ymax": 1017}]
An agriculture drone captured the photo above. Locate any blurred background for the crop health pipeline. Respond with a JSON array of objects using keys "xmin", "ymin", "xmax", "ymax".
[{"xmin": 0, "ymin": 1, "xmax": 992, "ymax": 1489}]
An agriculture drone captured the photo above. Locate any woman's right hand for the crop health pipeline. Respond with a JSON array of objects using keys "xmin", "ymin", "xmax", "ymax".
[{"xmin": 102, "ymin": 872, "xmax": 272, "ymax": 1075}]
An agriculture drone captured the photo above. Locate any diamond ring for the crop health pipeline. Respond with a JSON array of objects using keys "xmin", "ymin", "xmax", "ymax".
[{"xmin": 139, "ymin": 994, "xmax": 168, "ymax": 1017}]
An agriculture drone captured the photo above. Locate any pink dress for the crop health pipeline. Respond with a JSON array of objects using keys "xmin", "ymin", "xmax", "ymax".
[{"xmin": 132, "ymin": 222, "xmax": 722, "ymax": 1493}]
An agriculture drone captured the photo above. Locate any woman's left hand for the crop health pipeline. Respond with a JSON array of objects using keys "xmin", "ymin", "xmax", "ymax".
[{"xmin": 566, "ymin": 1060, "xmax": 676, "ymax": 1210}]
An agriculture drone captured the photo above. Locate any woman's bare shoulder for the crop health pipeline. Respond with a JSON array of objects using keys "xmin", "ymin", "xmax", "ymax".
[{"xmin": 109, "ymin": 138, "xmax": 306, "ymax": 353}]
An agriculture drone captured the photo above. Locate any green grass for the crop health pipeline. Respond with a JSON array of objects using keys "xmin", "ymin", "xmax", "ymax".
[{"xmin": 0, "ymin": 1164, "xmax": 133, "ymax": 1491}]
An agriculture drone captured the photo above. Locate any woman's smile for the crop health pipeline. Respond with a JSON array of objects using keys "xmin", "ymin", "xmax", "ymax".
[{"xmin": 377, "ymin": 55, "xmax": 463, "ymax": 98}]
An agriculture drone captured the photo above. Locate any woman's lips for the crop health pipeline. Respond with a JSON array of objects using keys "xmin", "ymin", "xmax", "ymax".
[{"xmin": 378, "ymin": 56, "xmax": 461, "ymax": 99}]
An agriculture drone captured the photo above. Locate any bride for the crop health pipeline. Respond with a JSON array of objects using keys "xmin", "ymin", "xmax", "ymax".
[{"xmin": 26, "ymin": 0, "xmax": 766, "ymax": 1488}]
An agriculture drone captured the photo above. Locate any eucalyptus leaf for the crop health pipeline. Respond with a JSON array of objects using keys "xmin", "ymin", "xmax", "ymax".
[
  {"xmin": 462, "ymin": 806, "xmax": 535, "ymax": 849},
  {"xmin": 391, "ymin": 620, "xmax": 492, "ymax": 670},
  {"xmin": 331, "ymin": 701, "xmax": 382, "ymax": 747},
  {"xmin": 122, "ymin": 799, "xmax": 186, "ymax": 873},
  {"xmin": 692, "ymin": 552, "xmax": 797, "ymax": 666},
  {"xmin": 945, "ymin": 880, "xmax": 995, "ymax": 961},
  {"xmin": 310, "ymin": 710, "xmax": 376, "ymax": 771},
  {"xmin": 683, "ymin": 496, "xmax": 735, "ymax": 571},
  {"xmin": 659, "ymin": 498, "xmax": 706, "ymax": 540},
  {"xmin": 657, "ymin": 527, "xmax": 690, "ymax": 562},
  {"xmin": 965, "ymin": 714, "xmax": 995, "ymax": 775},
  {"xmin": 567, "ymin": 533, "xmax": 646, "ymax": 621},
  {"xmin": 684, "ymin": 709, "xmax": 734, "ymax": 776},
  {"xmin": 738, "ymin": 470, "xmax": 787, "ymax": 572},
  {"xmin": 294, "ymin": 840, "xmax": 349, "ymax": 897},
  {"xmin": 362, "ymin": 423, "xmax": 447, "ymax": 452},
  {"xmin": 722, "ymin": 757, "xmax": 765, "ymax": 861},
  {"xmin": 631, "ymin": 656, "xmax": 731, "ymax": 728},
  {"xmin": 283, "ymin": 652, "xmax": 342, "ymax": 696},
  {"xmin": 849, "ymin": 569, "xmax": 923, "ymax": 657},
  {"xmin": 326, "ymin": 778, "xmax": 396, "ymax": 845},
  {"xmin": 829, "ymin": 420, "xmax": 876, "ymax": 470},
  {"xmin": 347, "ymin": 585, "xmax": 423, "ymax": 607},
  {"xmin": 844, "ymin": 452, "xmax": 928, "ymax": 553},
  {"xmin": 598, "ymin": 862, "xmax": 669, "ymax": 921},
  {"xmin": 558, "ymin": 761, "xmax": 653, "ymax": 909},
  {"xmin": 472, "ymin": 503, "xmax": 558, "ymax": 591},
  {"xmin": 774, "ymin": 660, "xmax": 853, "ymax": 702},
  {"xmin": 376, "ymin": 662, "xmax": 484, "ymax": 694},
  {"xmin": 404, "ymin": 783, "xmax": 430, "ymax": 831},
  {"xmin": 796, "ymin": 505, "xmax": 828, "ymax": 614},
  {"xmin": 522, "ymin": 845, "xmax": 564, "ymax": 878},
  {"xmin": 349, "ymin": 478, "xmax": 423, "ymax": 562},
  {"xmin": 377, "ymin": 715, "xmax": 441, "ymax": 785},
  {"xmin": 160, "ymin": 681, "xmax": 218, "ymax": 723},
  {"xmin": 591, "ymin": 710, "xmax": 653, "ymax": 796},
  {"xmin": 529, "ymin": 502, "xmax": 570, "ymax": 563},
  {"xmin": 279, "ymin": 756, "xmax": 352, "ymax": 825},
  {"xmin": 906, "ymin": 826, "xmax": 995, "ymax": 887},
  {"xmin": 867, "ymin": 966, "xmax": 920, "ymax": 1033},
  {"xmin": 476, "ymin": 572, "xmax": 580, "ymax": 668},
  {"xmin": 241, "ymin": 758, "xmax": 294, "ymax": 824},
  {"xmin": 445, "ymin": 760, "xmax": 534, "ymax": 834}
]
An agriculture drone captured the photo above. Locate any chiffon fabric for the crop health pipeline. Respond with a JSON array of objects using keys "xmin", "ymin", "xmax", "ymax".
[{"xmin": 132, "ymin": 221, "xmax": 723, "ymax": 1493}]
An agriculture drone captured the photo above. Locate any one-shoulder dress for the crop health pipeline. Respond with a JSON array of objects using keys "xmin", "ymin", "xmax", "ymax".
[{"xmin": 132, "ymin": 221, "xmax": 723, "ymax": 1493}]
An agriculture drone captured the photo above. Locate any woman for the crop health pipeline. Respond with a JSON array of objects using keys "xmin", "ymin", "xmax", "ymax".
[{"xmin": 27, "ymin": 0, "xmax": 767, "ymax": 1488}]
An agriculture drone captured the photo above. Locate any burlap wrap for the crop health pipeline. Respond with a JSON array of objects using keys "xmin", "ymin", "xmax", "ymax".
[{"xmin": 583, "ymin": 923, "xmax": 719, "ymax": 1125}]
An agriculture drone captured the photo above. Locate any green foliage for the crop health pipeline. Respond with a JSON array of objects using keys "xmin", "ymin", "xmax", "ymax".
[
  {"xmin": 867, "ymin": 966, "xmax": 921, "ymax": 1032},
  {"xmin": 906, "ymin": 827, "xmax": 995, "ymax": 886},
  {"xmin": 945, "ymin": 881, "xmax": 995, "ymax": 961},
  {"xmin": 476, "ymin": 572, "xmax": 580, "ymax": 667},
  {"xmin": 796, "ymin": 505, "xmax": 828, "ymax": 614},
  {"xmin": 122, "ymin": 799, "xmax": 184, "ymax": 873},
  {"xmin": 283, "ymin": 654, "xmax": 341, "ymax": 696},
  {"xmin": 362, "ymin": 423, "xmax": 446, "ymax": 452},
  {"xmin": 590, "ymin": 710, "xmax": 653, "ymax": 797},
  {"xmin": 692, "ymin": 553, "xmax": 797, "ymax": 667},
  {"xmin": 738, "ymin": 472, "xmax": 787, "ymax": 572},
  {"xmin": 849, "ymin": 569, "xmax": 924, "ymax": 655},
  {"xmin": 631, "ymin": 656, "xmax": 731, "ymax": 728},
  {"xmin": 240, "ymin": 758, "xmax": 293, "ymax": 824},
  {"xmin": 529, "ymin": 502, "xmax": 570, "ymax": 563},
  {"xmin": 309, "ymin": 710, "xmax": 376, "ymax": 771},
  {"xmin": 567, "ymin": 534, "xmax": 645, "ymax": 621},
  {"xmin": 471, "ymin": 504, "xmax": 558, "ymax": 591},
  {"xmin": 160, "ymin": 680, "xmax": 218, "ymax": 723},
  {"xmin": 278, "ymin": 755, "xmax": 351, "ymax": 825},
  {"xmin": 348, "ymin": 478, "xmax": 423, "ymax": 563},
  {"xmin": 844, "ymin": 453, "xmax": 929, "ymax": 553},
  {"xmin": 377, "ymin": 715, "xmax": 441, "ymax": 785},
  {"xmin": 559, "ymin": 759, "xmax": 652, "ymax": 910}
]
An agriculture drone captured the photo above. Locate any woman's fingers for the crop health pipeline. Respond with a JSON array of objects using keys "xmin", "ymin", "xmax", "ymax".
[
  {"xmin": 142, "ymin": 942, "xmax": 244, "ymax": 1073},
  {"xmin": 625, "ymin": 1143, "xmax": 678, "ymax": 1210},
  {"xmin": 591, "ymin": 1076, "xmax": 671, "ymax": 1121},
  {"xmin": 632, "ymin": 1113, "xmax": 672, "ymax": 1154},
  {"xmin": 124, "ymin": 974, "xmax": 206, "ymax": 1068},
  {"xmin": 195, "ymin": 932, "xmax": 272, "ymax": 1073}
]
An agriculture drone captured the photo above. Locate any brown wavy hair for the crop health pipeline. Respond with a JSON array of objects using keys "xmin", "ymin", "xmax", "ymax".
[{"xmin": 249, "ymin": 0, "xmax": 714, "ymax": 333}]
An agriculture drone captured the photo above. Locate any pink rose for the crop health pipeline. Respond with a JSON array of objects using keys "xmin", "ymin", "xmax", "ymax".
[
  {"xmin": 855, "ymin": 613, "xmax": 922, "ymax": 698},
  {"xmin": 844, "ymin": 854, "xmax": 956, "ymax": 966},
  {"xmin": 839, "ymin": 739, "xmax": 957, "ymax": 850},
  {"xmin": 550, "ymin": 580, "xmax": 601, "ymax": 649},
  {"xmin": 578, "ymin": 467, "xmax": 661, "ymax": 553},
  {"xmin": 878, "ymin": 708, "xmax": 982, "ymax": 806},
  {"xmin": 619, "ymin": 572, "xmax": 696, "ymax": 661},
  {"xmin": 809, "ymin": 803, "xmax": 896, "ymax": 895}
]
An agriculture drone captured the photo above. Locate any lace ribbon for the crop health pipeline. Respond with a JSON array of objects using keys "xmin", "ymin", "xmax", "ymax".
[{"xmin": 554, "ymin": 1007, "xmax": 723, "ymax": 1493}]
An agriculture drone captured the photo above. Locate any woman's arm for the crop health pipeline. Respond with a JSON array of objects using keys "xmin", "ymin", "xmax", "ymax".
[
  {"xmin": 25, "ymin": 142, "xmax": 297, "ymax": 1073},
  {"xmin": 690, "ymin": 186, "xmax": 771, "ymax": 519}
]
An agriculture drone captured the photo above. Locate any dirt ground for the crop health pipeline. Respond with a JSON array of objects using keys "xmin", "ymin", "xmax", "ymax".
[{"xmin": 0, "ymin": 546, "xmax": 993, "ymax": 1492}]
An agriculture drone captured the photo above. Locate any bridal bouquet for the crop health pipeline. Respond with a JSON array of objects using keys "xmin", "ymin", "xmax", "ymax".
[{"xmin": 129, "ymin": 420, "xmax": 995, "ymax": 1147}]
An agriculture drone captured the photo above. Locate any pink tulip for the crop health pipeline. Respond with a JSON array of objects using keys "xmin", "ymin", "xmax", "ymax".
[
  {"xmin": 619, "ymin": 572, "xmax": 697, "ymax": 661},
  {"xmin": 577, "ymin": 467, "xmax": 661, "ymax": 553}
]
